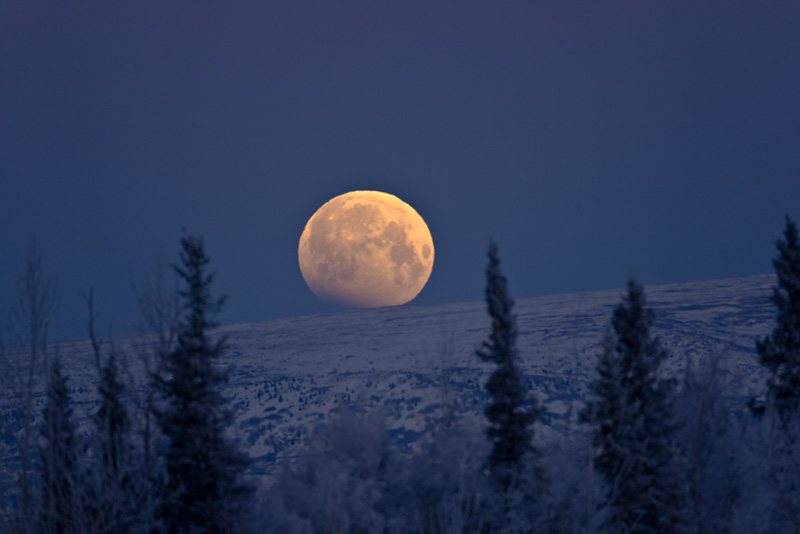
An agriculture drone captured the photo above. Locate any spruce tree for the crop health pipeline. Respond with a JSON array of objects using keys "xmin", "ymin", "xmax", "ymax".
[
  {"xmin": 581, "ymin": 279, "xmax": 686, "ymax": 534},
  {"xmin": 156, "ymin": 235, "xmax": 251, "ymax": 534},
  {"xmin": 755, "ymin": 217, "xmax": 800, "ymax": 530},
  {"xmin": 477, "ymin": 241, "xmax": 540, "ymax": 482},
  {"xmin": 757, "ymin": 217, "xmax": 800, "ymax": 423},
  {"xmin": 40, "ymin": 356, "xmax": 81, "ymax": 534}
]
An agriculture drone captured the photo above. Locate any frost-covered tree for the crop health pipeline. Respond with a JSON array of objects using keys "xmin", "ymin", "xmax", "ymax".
[
  {"xmin": 87, "ymin": 352, "xmax": 153, "ymax": 534},
  {"xmin": 404, "ymin": 423, "xmax": 485, "ymax": 534},
  {"xmin": 39, "ymin": 356, "xmax": 82, "ymax": 534},
  {"xmin": 757, "ymin": 217, "xmax": 800, "ymax": 423},
  {"xmin": 581, "ymin": 278, "xmax": 687, "ymax": 534},
  {"xmin": 132, "ymin": 254, "xmax": 180, "ymax": 483},
  {"xmin": 79, "ymin": 290, "xmax": 155, "ymax": 533},
  {"xmin": 155, "ymin": 235, "xmax": 252, "ymax": 533},
  {"xmin": 676, "ymin": 350, "xmax": 742, "ymax": 533},
  {"xmin": 5, "ymin": 242, "xmax": 58, "ymax": 529},
  {"xmin": 477, "ymin": 241, "xmax": 540, "ymax": 479},
  {"xmin": 267, "ymin": 408, "xmax": 407, "ymax": 533},
  {"xmin": 539, "ymin": 423, "xmax": 600, "ymax": 534}
]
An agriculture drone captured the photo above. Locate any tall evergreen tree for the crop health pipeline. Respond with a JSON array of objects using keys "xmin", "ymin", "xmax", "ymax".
[
  {"xmin": 477, "ymin": 241, "xmax": 540, "ymax": 482},
  {"xmin": 156, "ymin": 235, "xmax": 251, "ymax": 534},
  {"xmin": 40, "ymin": 356, "xmax": 82, "ymax": 534},
  {"xmin": 755, "ymin": 217, "xmax": 800, "ymax": 530},
  {"xmin": 581, "ymin": 279, "xmax": 686, "ymax": 534},
  {"xmin": 757, "ymin": 217, "xmax": 800, "ymax": 423}
]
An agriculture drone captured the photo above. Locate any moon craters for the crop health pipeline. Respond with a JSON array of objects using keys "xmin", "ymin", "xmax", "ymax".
[{"xmin": 298, "ymin": 191, "xmax": 434, "ymax": 308}]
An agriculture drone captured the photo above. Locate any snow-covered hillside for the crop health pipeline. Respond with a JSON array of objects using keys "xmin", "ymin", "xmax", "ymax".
[{"xmin": 11, "ymin": 274, "xmax": 777, "ymax": 482}]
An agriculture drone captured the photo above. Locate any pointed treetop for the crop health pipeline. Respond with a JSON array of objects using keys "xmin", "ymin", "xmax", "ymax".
[
  {"xmin": 479, "ymin": 240, "xmax": 517, "ymax": 365},
  {"xmin": 758, "ymin": 216, "xmax": 800, "ymax": 421},
  {"xmin": 773, "ymin": 217, "xmax": 800, "ymax": 311},
  {"xmin": 174, "ymin": 234, "xmax": 227, "ymax": 335}
]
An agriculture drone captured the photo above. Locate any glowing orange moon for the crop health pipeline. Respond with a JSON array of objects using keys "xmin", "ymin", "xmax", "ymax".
[{"xmin": 298, "ymin": 191, "xmax": 434, "ymax": 307}]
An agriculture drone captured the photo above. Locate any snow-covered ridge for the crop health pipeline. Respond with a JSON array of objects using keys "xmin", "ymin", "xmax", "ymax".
[{"xmin": 7, "ymin": 274, "xmax": 776, "ymax": 479}]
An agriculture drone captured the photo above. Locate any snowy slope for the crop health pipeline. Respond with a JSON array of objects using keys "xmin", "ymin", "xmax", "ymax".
[{"xmin": 9, "ymin": 274, "xmax": 777, "ymax": 482}]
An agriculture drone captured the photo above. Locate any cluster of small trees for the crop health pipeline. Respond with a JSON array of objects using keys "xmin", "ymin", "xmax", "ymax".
[
  {"xmin": 1, "ymin": 235, "xmax": 252, "ymax": 533},
  {"xmin": 2, "ymin": 217, "xmax": 799, "ymax": 533}
]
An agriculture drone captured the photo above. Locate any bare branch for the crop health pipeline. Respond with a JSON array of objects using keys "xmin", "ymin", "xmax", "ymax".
[
  {"xmin": 83, "ymin": 288, "xmax": 103, "ymax": 374},
  {"xmin": 5, "ymin": 241, "xmax": 59, "ymax": 532}
]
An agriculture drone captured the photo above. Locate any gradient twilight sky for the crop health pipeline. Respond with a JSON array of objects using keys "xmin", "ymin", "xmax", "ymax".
[{"xmin": 2, "ymin": 1, "xmax": 799, "ymax": 342}]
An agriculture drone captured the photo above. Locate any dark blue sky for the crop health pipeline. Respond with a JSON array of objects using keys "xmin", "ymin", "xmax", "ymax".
[{"xmin": 2, "ymin": 1, "xmax": 799, "ymax": 342}]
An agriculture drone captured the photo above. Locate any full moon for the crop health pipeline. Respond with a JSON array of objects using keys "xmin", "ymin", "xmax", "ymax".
[{"xmin": 298, "ymin": 190, "xmax": 434, "ymax": 308}]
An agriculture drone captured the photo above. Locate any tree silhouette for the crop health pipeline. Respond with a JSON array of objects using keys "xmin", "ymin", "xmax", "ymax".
[
  {"xmin": 582, "ymin": 279, "xmax": 687, "ymax": 534},
  {"xmin": 758, "ymin": 217, "xmax": 800, "ymax": 423},
  {"xmin": 477, "ymin": 241, "xmax": 540, "ymax": 482},
  {"xmin": 156, "ymin": 235, "xmax": 252, "ymax": 533}
]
